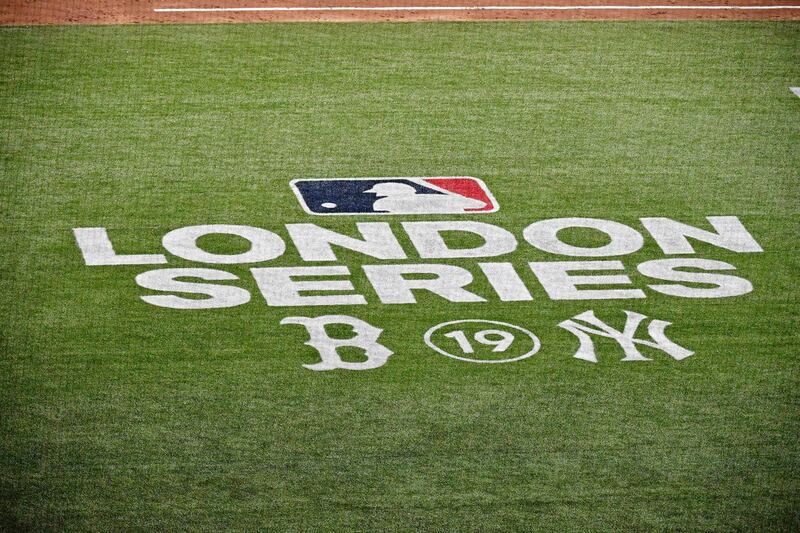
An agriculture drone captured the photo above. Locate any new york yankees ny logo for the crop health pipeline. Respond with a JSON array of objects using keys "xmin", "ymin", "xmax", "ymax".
[{"xmin": 558, "ymin": 310, "xmax": 694, "ymax": 363}]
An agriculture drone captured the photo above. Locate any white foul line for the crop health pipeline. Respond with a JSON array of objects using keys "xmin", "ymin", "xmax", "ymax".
[
  {"xmin": 791, "ymin": 87, "xmax": 800, "ymax": 98},
  {"xmin": 154, "ymin": 5, "xmax": 800, "ymax": 13}
]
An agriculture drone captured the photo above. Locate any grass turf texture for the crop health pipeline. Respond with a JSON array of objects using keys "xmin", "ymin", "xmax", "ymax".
[{"xmin": 1, "ymin": 21, "xmax": 799, "ymax": 531}]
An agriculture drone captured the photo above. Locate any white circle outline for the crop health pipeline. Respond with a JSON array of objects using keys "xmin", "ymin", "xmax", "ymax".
[{"xmin": 423, "ymin": 319, "xmax": 541, "ymax": 364}]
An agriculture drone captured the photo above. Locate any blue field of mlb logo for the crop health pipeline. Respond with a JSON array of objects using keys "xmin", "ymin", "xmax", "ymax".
[{"xmin": 290, "ymin": 177, "xmax": 499, "ymax": 215}]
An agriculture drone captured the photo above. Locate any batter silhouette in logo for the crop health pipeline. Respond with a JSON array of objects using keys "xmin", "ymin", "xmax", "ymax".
[
  {"xmin": 365, "ymin": 182, "xmax": 487, "ymax": 214},
  {"xmin": 290, "ymin": 177, "xmax": 499, "ymax": 215}
]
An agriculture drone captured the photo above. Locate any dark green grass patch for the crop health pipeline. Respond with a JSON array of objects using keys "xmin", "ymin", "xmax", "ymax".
[{"xmin": 1, "ymin": 21, "xmax": 799, "ymax": 531}]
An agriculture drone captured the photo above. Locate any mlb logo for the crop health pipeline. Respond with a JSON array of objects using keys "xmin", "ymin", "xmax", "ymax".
[{"xmin": 290, "ymin": 177, "xmax": 499, "ymax": 215}]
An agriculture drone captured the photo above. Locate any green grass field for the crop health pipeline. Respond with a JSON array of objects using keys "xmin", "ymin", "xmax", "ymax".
[{"xmin": 2, "ymin": 21, "xmax": 799, "ymax": 530}]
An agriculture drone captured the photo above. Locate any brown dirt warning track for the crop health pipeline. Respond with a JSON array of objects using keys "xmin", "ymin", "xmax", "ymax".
[{"xmin": 1, "ymin": 0, "xmax": 800, "ymax": 25}]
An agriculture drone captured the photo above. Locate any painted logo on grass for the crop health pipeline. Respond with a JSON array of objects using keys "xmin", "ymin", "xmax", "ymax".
[
  {"xmin": 290, "ymin": 177, "xmax": 499, "ymax": 215},
  {"xmin": 424, "ymin": 319, "xmax": 541, "ymax": 364}
]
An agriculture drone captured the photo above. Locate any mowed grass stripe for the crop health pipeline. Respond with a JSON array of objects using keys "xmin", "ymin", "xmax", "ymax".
[{"xmin": 1, "ymin": 22, "xmax": 799, "ymax": 531}]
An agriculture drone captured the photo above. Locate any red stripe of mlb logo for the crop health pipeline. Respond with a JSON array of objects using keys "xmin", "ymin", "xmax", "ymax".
[{"xmin": 290, "ymin": 177, "xmax": 499, "ymax": 215}]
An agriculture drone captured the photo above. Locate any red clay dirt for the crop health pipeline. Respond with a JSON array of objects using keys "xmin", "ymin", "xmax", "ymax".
[{"xmin": 1, "ymin": 0, "xmax": 799, "ymax": 25}]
